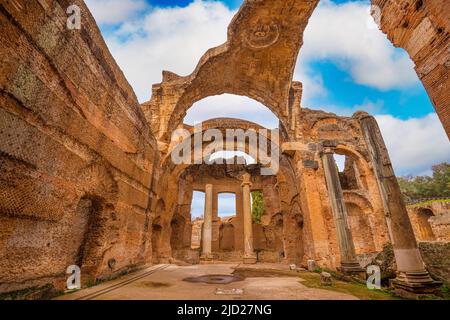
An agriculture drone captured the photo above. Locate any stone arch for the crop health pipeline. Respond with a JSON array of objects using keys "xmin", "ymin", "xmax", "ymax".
[
  {"xmin": 334, "ymin": 145, "xmax": 372, "ymax": 191},
  {"xmin": 343, "ymin": 192, "xmax": 377, "ymax": 254},
  {"xmin": 75, "ymin": 194, "xmax": 116, "ymax": 280},
  {"xmin": 415, "ymin": 207, "xmax": 436, "ymax": 241},
  {"xmin": 170, "ymin": 93, "xmax": 286, "ymax": 139},
  {"xmin": 336, "ymin": 145, "xmax": 390, "ymax": 251},
  {"xmin": 142, "ymin": 1, "xmax": 320, "ymax": 141},
  {"xmin": 161, "ymin": 118, "xmax": 286, "ymax": 183},
  {"xmin": 310, "ymin": 117, "xmax": 362, "ymax": 142}
]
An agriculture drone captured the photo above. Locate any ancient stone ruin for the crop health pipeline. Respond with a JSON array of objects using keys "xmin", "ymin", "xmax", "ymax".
[{"xmin": 0, "ymin": 0, "xmax": 448, "ymax": 299}]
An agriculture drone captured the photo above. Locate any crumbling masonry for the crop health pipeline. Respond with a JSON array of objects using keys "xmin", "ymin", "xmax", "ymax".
[{"xmin": 0, "ymin": 0, "xmax": 448, "ymax": 298}]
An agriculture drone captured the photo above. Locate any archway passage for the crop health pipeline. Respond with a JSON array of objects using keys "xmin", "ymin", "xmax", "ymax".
[
  {"xmin": 141, "ymin": 0, "xmax": 320, "ymax": 141},
  {"xmin": 184, "ymin": 94, "xmax": 280, "ymax": 130},
  {"xmin": 346, "ymin": 203, "xmax": 376, "ymax": 254}
]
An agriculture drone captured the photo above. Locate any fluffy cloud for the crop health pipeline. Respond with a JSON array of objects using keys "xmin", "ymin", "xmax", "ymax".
[
  {"xmin": 185, "ymin": 94, "xmax": 279, "ymax": 128},
  {"xmin": 85, "ymin": 0, "xmax": 148, "ymax": 24},
  {"xmin": 295, "ymin": 0, "xmax": 418, "ymax": 100},
  {"xmin": 100, "ymin": 0, "xmax": 235, "ymax": 101},
  {"xmin": 376, "ymin": 113, "xmax": 450, "ymax": 176}
]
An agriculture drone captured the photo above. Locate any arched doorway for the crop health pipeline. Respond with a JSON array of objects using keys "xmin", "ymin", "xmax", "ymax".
[
  {"xmin": 416, "ymin": 208, "xmax": 436, "ymax": 241},
  {"xmin": 346, "ymin": 203, "xmax": 376, "ymax": 254}
]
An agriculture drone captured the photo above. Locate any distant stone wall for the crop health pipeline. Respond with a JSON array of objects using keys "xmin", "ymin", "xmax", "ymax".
[
  {"xmin": 0, "ymin": 0, "xmax": 157, "ymax": 298},
  {"xmin": 419, "ymin": 242, "xmax": 450, "ymax": 286},
  {"xmin": 408, "ymin": 202, "xmax": 450, "ymax": 242}
]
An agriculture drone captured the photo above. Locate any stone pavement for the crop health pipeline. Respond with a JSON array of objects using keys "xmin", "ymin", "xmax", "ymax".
[{"xmin": 57, "ymin": 264, "xmax": 358, "ymax": 300}]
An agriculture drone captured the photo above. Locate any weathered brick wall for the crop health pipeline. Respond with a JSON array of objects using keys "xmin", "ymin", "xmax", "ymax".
[
  {"xmin": 372, "ymin": 0, "xmax": 450, "ymax": 136},
  {"xmin": 408, "ymin": 201, "xmax": 450, "ymax": 242},
  {"xmin": 0, "ymin": 0, "xmax": 157, "ymax": 297}
]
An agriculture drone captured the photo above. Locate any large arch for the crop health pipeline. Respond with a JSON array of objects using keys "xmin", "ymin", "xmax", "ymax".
[
  {"xmin": 410, "ymin": 207, "xmax": 437, "ymax": 242},
  {"xmin": 141, "ymin": 0, "xmax": 320, "ymax": 141}
]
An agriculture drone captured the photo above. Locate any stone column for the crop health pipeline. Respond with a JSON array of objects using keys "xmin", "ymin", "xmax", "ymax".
[
  {"xmin": 355, "ymin": 112, "xmax": 439, "ymax": 294},
  {"xmin": 235, "ymin": 188, "xmax": 244, "ymax": 251},
  {"xmin": 322, "ymin": 150, "xmax": 363, "ymax": 273},
  {"xmin": 201, "ymin": 184, "xmax": 213, "ymax": 260},
  {"xmin": 242, "ymin": 173, "xmax": 257, "ymax": 264},
  {"xmin": 211, "ymin": 190, "xmax": 220, "ymax": 252}
]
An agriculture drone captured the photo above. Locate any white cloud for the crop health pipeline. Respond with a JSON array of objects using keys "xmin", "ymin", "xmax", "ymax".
[
  {"xmin": 376, "ymin": 113, "xmax": 450, "ymax": 176},
  {"xmin": 191, "ymin": 191, "xmax": 205, "ymax": 219},
  {"xmin": 295, "ymin": 0, "xmax": 419, "ymax": 101},
  {"xmin": 185, "ymin": 94, "xmax": 279, "ymax": 129},
  {"xmin": 97, "ymin": 0, "xmax": 235, "ymax": 102},
  {"xmin": 85, "ymin": 0, "xmax": 148, "ymax": 24}
]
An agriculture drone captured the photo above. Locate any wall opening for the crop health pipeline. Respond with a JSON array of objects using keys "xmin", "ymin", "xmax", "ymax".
[
  {"xmin": 184, "ymin": 94, "xmax": 279, "ymax": 129},
  {"xmin": 416, "ymin": 208, "xmax": 436, "ymax": 241},
  {"xmin": 218, "ymin": 193, "xmax": 236, "ymax": 218},
  {"xmin": 190, "ymin": 191, "xmax": 205, "ymax": 249},
  {"xmin": 334, "ymin": 154, "xmax": 359, "ymax": 190},
  {"xmin": 251, "ymin": 190, "xmax": 265, "ymax": 224}
]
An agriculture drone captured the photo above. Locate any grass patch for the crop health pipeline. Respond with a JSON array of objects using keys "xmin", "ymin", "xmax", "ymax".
[
  {"xmin": 297, "ymin": 271, "xmax": 399, "ymax": 300},
  {"xmin": 0, "ymin": 284, "xmax": 56, "ymax": 300},
  {"xmin": 233, "ymin": 267, "xmax": 399, "ymax": 300}
]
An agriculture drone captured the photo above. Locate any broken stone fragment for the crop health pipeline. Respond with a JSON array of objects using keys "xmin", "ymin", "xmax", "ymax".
[
  {"xmin": 215, "ymin": 288, "xmax": 244, "ymax": 295},
  {"xmin": 320, "ymin": 272, "xmax": 332, "ymax": 286},
  {"xmin": 307, "ymin": 260, "xmax": 317, "ymax": 271}
]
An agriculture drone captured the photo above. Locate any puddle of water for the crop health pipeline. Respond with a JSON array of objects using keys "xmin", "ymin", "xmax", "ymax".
[{"xmin": 183, "ymin": 274, "xmax": 245, "ymax": 284}]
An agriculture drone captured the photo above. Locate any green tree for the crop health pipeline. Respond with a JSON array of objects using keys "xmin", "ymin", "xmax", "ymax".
[
  {"xmin": 398, "ymin": 162, "xmax": 450, "ymax": 201},
  {"xmin": 251, "ymin": 191, "xmax": 265, "ymax": 224},
  {"xmin": 431, "ymin": 163, "xmax": 450, "ymax": 197}
]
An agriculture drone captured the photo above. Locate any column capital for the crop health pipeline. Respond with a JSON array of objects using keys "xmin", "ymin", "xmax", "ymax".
[
  {"xmin": 241, "ymin": 173, "xmax": 252, "ymax": 187},
  {"xmin": 322, "ymin": 147, "xmax": 334, "ymax": 155}
]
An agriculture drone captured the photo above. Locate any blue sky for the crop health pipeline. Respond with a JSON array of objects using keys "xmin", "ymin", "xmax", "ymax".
[
  {"xmin": 85, "ymin": 0, "xmax": 449, "ymax": 180},
  {"xmin": 143, "ymin": 0, "xmax": 241, "ymax": 9}
]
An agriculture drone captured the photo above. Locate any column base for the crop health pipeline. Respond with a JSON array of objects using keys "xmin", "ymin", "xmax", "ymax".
[
  {"xmin": 200, "ymin": 253, "xmax": 214, "ymax": 261},
  {"xmin": 337, "ymin": 262, "xmax": 366, "ymax": 280},
  {"xmin": 243, "ymin": 255, "xmax": 257, "ymax": 264},
  {"xmin": 391, "ymin": 271, "xmax": 441, "ymax": 296}
]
